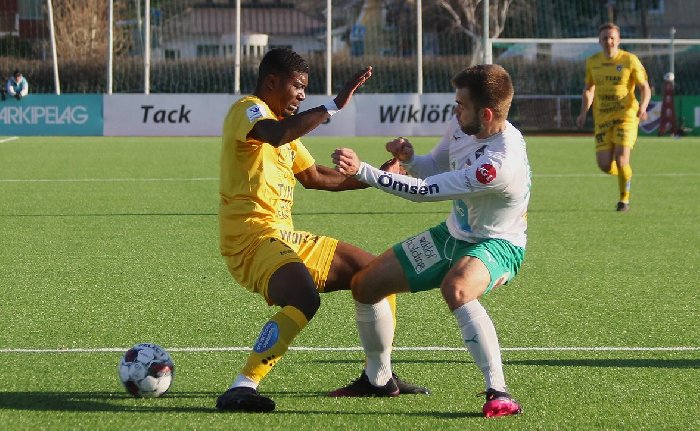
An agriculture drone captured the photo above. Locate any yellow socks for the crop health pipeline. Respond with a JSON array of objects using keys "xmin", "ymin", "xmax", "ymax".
[
  {"xmin": 607, "ymin": 160, "xmax": 619, "ymax": 176},
  {"xmin": 385, "ymin": 294, "xmax": 397, "ymax": 329},
  {"xmin": 618, "ymin": 164, "xmax": 632, "ymax": 203},
  {"xmin": 241, "ymin": 306, "xmax": 308, "ymax": 384}
]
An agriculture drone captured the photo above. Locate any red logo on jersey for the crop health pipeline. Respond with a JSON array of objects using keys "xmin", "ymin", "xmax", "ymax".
[{"xmin": 476, "ymin": 164, "xmax": 496, "ymax": 184}]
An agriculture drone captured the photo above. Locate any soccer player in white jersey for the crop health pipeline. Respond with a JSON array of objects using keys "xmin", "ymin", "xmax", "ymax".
[{"xmin": 329, "ymin": 64, "xmax": 531, "ymax": 418}]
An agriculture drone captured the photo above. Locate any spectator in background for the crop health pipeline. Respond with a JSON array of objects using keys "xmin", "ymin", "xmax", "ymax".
[{"xmin": 6, "ymin": 70, "xmax": 29, "ymax": 100}]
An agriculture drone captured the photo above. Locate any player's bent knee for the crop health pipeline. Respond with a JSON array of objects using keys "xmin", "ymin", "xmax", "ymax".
[
  {"xmin": 290, "ymin": 291, "xmax": 321, "ymax": 321},
  {"xmin": 351, "ymin": 281, "xmax": 381, "ymax": 304},
  {"xmin": 441, "ymin": 284, "xmax": 482, "ymax": 310}
]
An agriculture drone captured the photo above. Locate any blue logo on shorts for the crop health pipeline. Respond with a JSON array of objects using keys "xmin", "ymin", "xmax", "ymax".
[{"xmin": 253, "ymin": 321, "xmax": 279, "ymax": 353}]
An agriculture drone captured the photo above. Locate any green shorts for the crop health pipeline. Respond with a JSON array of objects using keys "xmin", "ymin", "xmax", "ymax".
[{"xmin": 393, "ymin": 222, "xmax": 525, "ymax": 295}]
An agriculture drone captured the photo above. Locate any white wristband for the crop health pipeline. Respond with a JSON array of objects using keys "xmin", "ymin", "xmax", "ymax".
[{"xmin": 324, "ymin": 100, "xmax": 339, "ymax": 116}]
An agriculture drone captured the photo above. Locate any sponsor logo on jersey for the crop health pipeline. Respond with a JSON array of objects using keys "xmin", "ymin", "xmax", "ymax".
[
  {"xmin": 474, "ymin": 144, "xmax": 487, "ymax": 159},
  {"xmin": 280, "ymin": 230, "xmax": 308, "ymax": 246},
  {"xmin": 377, "ymin": 173, "xmax": 439, "ymax": 195},
  {"xmin": 475, "ymin": 163, "xmax": 497, "ymax": 184},
  {"xmin": 246, "ymin": 104, "xmax": 265, "ymax": 122},
  {"xmin": 401, "ymin": 231, "xmax": 441, "ymax": 274},
  {"xmin": 253, "ymin": 320, "xmax": 279, "ymax": 353}
]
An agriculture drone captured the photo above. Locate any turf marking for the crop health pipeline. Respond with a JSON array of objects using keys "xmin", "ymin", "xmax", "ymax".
[
  {"xmin": 0, "ymin": 346, "xmax": 697, "ymax": 354},
  {"xmin": 0, "ymin": 177, "xmax": 217, "ymax": 183},
  {"xmin": 0, "ymin": 136, "xmax": 19, "ymax": 144},
  {"xmin": 1, "ymin": 172, "xmax": 698, "ymax": 183}
]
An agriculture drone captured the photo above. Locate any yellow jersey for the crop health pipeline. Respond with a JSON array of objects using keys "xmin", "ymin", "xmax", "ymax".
[
  {"xmin": 219, "ymin": 95, "xmax": 315, "ymax": 255},
  {"xmin": 584, "ymin": 49, "xmax": 648, "ymax": 125}
]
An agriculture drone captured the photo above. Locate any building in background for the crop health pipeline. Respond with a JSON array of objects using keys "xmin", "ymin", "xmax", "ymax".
[{"xmin": 155, "ymin": 1, "xmax": 333, "ymax": 60}]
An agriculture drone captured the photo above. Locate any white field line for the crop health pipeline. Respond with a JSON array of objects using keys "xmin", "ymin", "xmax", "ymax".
[
  {"xmin": 0, "ymin": 346, "xmax": 697, "ymax": 354},
  {"xmin": 0, "ymin": 173, "xmax": 698, "ymax": 183},
  {"xmin": 0, "ymin": 136, "xmax": 19, "ymax": 144},
  {"xmin": 0, "ymin": 177, "xmax": 218, "ymax": 183}
]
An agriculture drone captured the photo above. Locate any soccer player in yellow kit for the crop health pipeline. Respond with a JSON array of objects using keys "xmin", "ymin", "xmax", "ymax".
[
  {"xmin": 216, "ymin": 48, "xmax": 427, "ymax": 413},
  {"xmin": 576, "ymin": 22, "xmax": 651, "ymax": 212}
]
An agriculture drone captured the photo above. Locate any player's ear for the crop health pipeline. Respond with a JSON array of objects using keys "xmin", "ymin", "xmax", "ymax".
[
  {"xmin": 482, "ymin": 107, "xmax": 495, "ymax": 123},
  {"xmin": 264, "ymin": 74, "xmax": 279, "ymax": 91}
]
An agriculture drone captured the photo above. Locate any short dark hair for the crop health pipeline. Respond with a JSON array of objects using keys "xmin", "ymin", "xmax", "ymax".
[
  {"xmin": 13, "ymin": 69, "xmax": 20, "ymax": 76},
  {"xmin": 451, "ymin": 64, "xmax": 514, "ymax": 120},
  {"xmin": 257, "ymin": 48, "xmax": 309, "ymax": 86}
]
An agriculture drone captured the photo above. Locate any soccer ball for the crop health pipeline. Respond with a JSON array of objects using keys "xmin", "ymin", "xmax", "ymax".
[{"xmin": 118, "ymin": 343, "xmax": 175, "ymax": 398}]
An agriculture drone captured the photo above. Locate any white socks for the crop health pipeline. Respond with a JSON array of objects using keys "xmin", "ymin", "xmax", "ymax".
[
  {"xmin": 230, "ymin": 374, "xmax": 257, "ymax": 390},
  {"xmin": 453, "ymin": 299, "xmax": 507, "ymax": 392},
  {"xmin": 355, "ymin": 299, "xmax": 394, "ymax": 386}
]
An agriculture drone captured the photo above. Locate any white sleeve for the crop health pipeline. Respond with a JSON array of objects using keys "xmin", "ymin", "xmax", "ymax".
[
  {"xmin": 6, "ymin": 81, "xmax": 15, "ymax": 96},
  {"xmin": 20, "ymin": 79, "xmax": 28, "ymax": 96},
  {"xmin": 356, "ymin": 156, "xmax": 509, "ymax": 203},
  {"xmin": 400, "ymin": 116, "xmax": 455, "ymax": 178}
]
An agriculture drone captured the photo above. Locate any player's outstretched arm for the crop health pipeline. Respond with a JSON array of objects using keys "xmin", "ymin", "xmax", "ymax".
[
  {"xmin": 296, "ymin": 147, "xmax": 402, "ymax": 192},
  {"xmin": 252, "ymin": 66, "xmax": 372, "ymax": 147},
  {"xmin": 296, "ymin": 163, "xmax": 368, "ymax": 191},
  {"xmin": 333, "ymin": 66, "xmax": 372, "ymax": 109}
]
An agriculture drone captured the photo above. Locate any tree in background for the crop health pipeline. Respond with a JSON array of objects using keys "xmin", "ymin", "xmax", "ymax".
[
  {"xmin": 52, "ymin": 0, "xmax": 130, "ymax": 60},
  {"xmin": 426, "ymin": 0, "xmax": 515, "ymax": 65}
]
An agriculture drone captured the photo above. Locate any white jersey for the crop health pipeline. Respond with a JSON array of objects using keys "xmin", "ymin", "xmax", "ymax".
[{"xmin": 355, "ymin": 118, "xmax": 531, "ymax": 247}]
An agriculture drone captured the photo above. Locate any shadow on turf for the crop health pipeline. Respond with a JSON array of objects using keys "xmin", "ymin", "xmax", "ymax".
[
  {"xmin": 0, "ymin": 391, "xmax": 483, "ymax": 418},
  {"xmin": 0, "ymin": 391, "xmax": 214, "ymax": 413},
  {"xmin": 506, "ymin": 358, "xmax": 700, "ymax": 369},
  {"xmin": 2, "ymin": 210, "xmax": 446, "ymax": 218},
  {"xmin": 317, "ymin": 358, "xmax": 700, "ymax": 369}
]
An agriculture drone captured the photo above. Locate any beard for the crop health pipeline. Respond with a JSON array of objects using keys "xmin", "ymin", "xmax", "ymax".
[{"xmin": 460, "ymin": 117, "xmax": 483, "ymax": 135}]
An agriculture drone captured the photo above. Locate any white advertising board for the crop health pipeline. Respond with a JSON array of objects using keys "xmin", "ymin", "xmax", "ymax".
[
  {"xmin": 306, "ymin": 94, "xmax": 454, "ymax": 136},
  {"xmin": 103, "ymin": 93, "xmax": 455, "ymax": 137},
  {"xmin": 354, "ymin": 93, "xmax": 454, "ymax": 136},
  {"xmin": 104, "ymin": 94, "xmax": 236, "ymax": 136}
]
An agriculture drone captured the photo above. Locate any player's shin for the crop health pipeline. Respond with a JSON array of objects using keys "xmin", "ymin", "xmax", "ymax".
[
  {"xmin": 618, "ymin": 164, "xmax": 632, "ymax": 203},
  {"xmin": 454, "ymin": 300, "xmax": 507, "ymax": 392},
  {"xmin": 237, "ymin": 305, "xmax": 309, "ymax": 386},
  {"xmin": 355, "ymin": 299, "xmax": 394, "ymax": 386}
]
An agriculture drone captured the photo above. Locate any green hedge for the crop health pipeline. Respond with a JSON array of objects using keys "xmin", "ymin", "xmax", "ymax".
[{"xmin": 2, "ymin": 54, "xmax": 699, "ymax": 95}]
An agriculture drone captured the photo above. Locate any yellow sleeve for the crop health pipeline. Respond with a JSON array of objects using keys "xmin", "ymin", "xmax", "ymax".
[
  {"xmin": 291, "ymin": 140, "xmax": 315, "ymax": 174},
  {"xmin": 224, "ymin": 96, "xmax": 276, "ymax": 145},
  {"xmin": 629, "ymin": 54, "xmax": 648, "ymax": 85}
]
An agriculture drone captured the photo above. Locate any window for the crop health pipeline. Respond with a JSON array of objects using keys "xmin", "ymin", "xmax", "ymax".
[
  {"xmin": 269, "ymin": 44, "xmax": 292, "ymax": 51},
  {"xmin": 164, "ymin": 49, "xmax": 180, "ymax": 60},
  {"xmin": 196, "ymin": 45, "xmax": 220, "ymax": 57},
  {"xmin": 632, "ymin": 0, "xmax": 664, "ymax": 14}
]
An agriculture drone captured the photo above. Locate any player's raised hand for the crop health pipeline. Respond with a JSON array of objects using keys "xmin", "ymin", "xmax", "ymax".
[
  {"xmin": 334, "ymin": 66, "xmax": 372, "ymax": 109},
  {"xmin": 332, "ymin": 147, "xmax": 361, "ymax": 176},
  {"xmin": 386, "ymin": 137, "xmax": 414, "ymax": 162}
]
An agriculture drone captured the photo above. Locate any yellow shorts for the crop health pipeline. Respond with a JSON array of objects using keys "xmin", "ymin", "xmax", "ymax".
[
  {"xmin": 223, "ymin": 227, "xmax": 338, "ymax": 304},
  {"xmin": 594, "ymin": 118, "xmax": 639, "ymax": 152}
]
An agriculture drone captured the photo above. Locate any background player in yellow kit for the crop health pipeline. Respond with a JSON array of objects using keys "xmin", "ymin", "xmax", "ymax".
[
  {"xmin": 576, "ymin": 22, "xmax": 651, "ymax": 212},
  {"xmin": 216, "ymin": 48, "xmax": 427, "ymax": 413}
]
